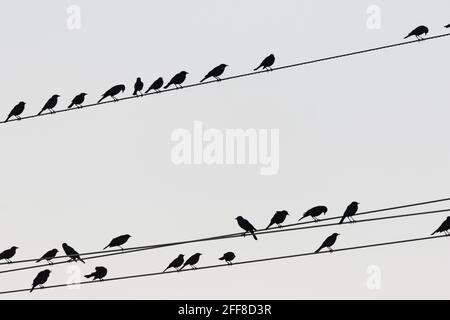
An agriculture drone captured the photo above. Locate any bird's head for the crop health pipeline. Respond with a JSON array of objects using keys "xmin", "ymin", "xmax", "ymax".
[
  {"xmin": 179, "ymin": 254, "xmax": 184, "ymax": 257},
  {"xmin": 20, "ymin": 101, "xmax": 26, "ymax": 106},
  {"xmin": 424, "ymin": 26, "xmax": 429, "ymax": 34},
  {"xmin": 333, "ymin": 233, "xmax": 340, "ymax": 237},
  {"xmin": 11, "ymin": 246, "xmax": 18, "ymax": 250},
  {"xmin": 221, "ymin": 64, "xmax": 228, "ymax": 68},
  {"xmin": 235, "ymin": 216, "xmax": 243, "ymax": 221},
  {"xmin": 81, "ymin": 93, "xmax": 87, "ymax": 96},
  {"xmin": 54, "ymin": 249, "xmax": 59, "ymax": 253},
  {"xmin": 62, "ymin": 243, "xmax": 68, "ymax": 248},
  {"xmin": 323, "ymin": 207, "xmax": 328, "ymax": 214},
  {"xmin": 124, "ymin": 234, "xmax": 131, "ymax": 239},
  {"xmin": 137, "ymin": 77, "xmax": 141, "ymax": 81},
  {"xmin": 119, "ymin": 85, "xmax": 126, "ymax": 92},
  {"xmin": 181, "ymin": 71, "xmax": 189, "ymax": 75},
  {"xmin": 53, "ymin": 94, "xmax": 60, "ymax": 98}
]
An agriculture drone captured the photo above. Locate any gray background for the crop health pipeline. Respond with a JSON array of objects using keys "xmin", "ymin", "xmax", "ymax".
[{"xmin": 0, "ymin": 0, "xmax": 449, "ymax": 299}]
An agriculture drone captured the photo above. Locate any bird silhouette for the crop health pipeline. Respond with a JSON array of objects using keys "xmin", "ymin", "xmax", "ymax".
[
  {"xmin": 219, "ymin": 252, "xmax": 236, "ymax": 265},
  {"xmin": 164, "ymin": 71, "xmax": 188, "ymax": 89},
  {"xmin": 30, "ymin": 269, "xmax": 51, "ymax": 292},
  {"xmin": 145, "ymin": 77, "xmax": 164, "ymax": 93},
  {"xmin": 315, "ymin": 233, "xmax": 339, "ymax": 253},
  {"xmin": 5, "ymin": 102, "xmax": 25, "ymax": 122},
  {"xmin": 339, "ymin": 202, "xmax": 359, "ymax": 224},
  {"xmin": 404, "ymin": 26, "xmax": 429, "ymax": 40},
  {"xmin": 431, "ymin": 217, "xmax": 450, "ymax": 236},
  {"xmin": 98, "ymin": 84, "xmax": 126, "ymax": 103},
  {"xmin": 236, "ymin": 216, "xmax": 258, "ymax": 240},
  {"xmin": 446, "ymin": 24, "xmax": 450, "ymax": 28},
  {"xmin": 85, "ymin": 266, "xmax": 108, "ymax": 281},
  {"xmin": 164, "ymin": 254, "xmax": 185, "ymax": 272},
  {"xmin": 38, "ymin": 95, "xmax": 59, "ymax": 115},
  {"xmin": 266, "ymin": 210, "xmax": 289, "ymax": 229},
  {"xmin": 299, "ymin": 206, "xmax": 328, "ymax": 222},
  {"xmin": 254, "ymin": 54, "xmax": 275, "ymax": 71},
  {"xmin": 36, "ymin": 249, "xmax": 58, "ymax": 265},
  {"xmin": 103, "ymin": 234, "xmax": 131, "ymax": 250},
  {"xmin": 133, "ymin": 77, "xmax": 144, "ymax": 96},
  {"xmin": 62, "ymin": 243, "xmax": 85, "ymax": 263},
  {"xmin": 200, "ymin": 64, "xmax": 228, "ymax": 82},
  {"xmin": 68, "ymin": 93, "xmax": 87, "ymax": 109},
  {"xmin": 180, "ymin": 253, "xmax": 202, "ymax": 270},
  {"xmin": 0, "ymin": 246, "xmax": 18, "ymax": 263}
]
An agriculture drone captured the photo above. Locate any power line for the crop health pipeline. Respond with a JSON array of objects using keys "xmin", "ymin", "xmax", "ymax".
[
  {"xmin": 2, "ymin": 197, "xmax": 448, "ymax": 266},
  {"xmin": 2, "ymin": 33, "xmax": 449, "ymax": 126},
  {"xmin": 0, "ymin": 206, "xmax": 448, "ymax": 275},
  {"xmin": 0, "ymin": 233, "xmax": 447, "ymax": 296}
]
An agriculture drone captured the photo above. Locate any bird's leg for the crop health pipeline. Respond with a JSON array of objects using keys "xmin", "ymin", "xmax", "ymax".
[
  {"xmin": 120, "ymin": 246, "xmax": 124, "ymax": 250},
  {"xmin": 313, "ymin": 217, "xmax": 319, "ymax": 222},
  {"xmin": 328, "ymin": 247, "xmax": 333, "ymax": 253},
  {"xmin": 16, "ymin": 116, "xmax": 21, "ymax": 120},
  {"xmin": 113, "ymin": 96, "xmax": 118, "ymax": 101}
]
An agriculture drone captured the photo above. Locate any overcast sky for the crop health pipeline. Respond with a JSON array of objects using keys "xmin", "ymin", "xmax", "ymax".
[{"xmin": 0, "ymin": 0, "xmax": 450, "ymax": 299}]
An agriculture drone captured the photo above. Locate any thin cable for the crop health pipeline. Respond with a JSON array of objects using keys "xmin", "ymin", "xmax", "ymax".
[
  {"xmin": 1, "ymin": 33, "xmax": 449, "ymax": 125},
  {"xmin": 0, "ymin": 207, "xmax": 447, "ymax": 275},
  {"xmin": 0, "ymin": 233, "xmax": 447, "ymax": 295}
]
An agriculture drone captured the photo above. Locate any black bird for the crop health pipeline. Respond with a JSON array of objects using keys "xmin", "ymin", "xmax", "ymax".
[
  {"xmin": 431, "ymin": 217, "xmax": 450, "ymax": 236},
  {"xmin": 145, "ymin": 77, "xmax": 164, "ymax": 93},
  {"xmin": 0, "ymin": 246, "xmax": 18, "ymax": 263},
  {"xmin": 98, "ymin": 84, "xmax": 126, "ymax": 103},
  {"xmin": 68, "ymin": 93, "xmax": 87, "ymax": 109},
  {"xmin": 236, "ymin": 216, "xmax": 258, "ymax": 240},
  {"xmin": 266, "ymin": 210, "xmax": 289, "ymax": 229},
  {"xmin": 133, "ymin": 77, "xmax": 144, "ymax": 96},
  {"xmin": 38, "ymin": 95, "xmax": 59, "ymax": 115},
  {"xmin": 103, "ymin": 234, "xmax": 131, "ymax": 250},
  {"xmin": 5, "ymin": 102, "xmax": 25, "ymax": 122},
  {"xmin": 315, "ymin": 233, "xmax": 340, "ymax": 253},
  {"xmin": 200, "ymin": 64, "xmax": 228, "ymax": 82},
  {"xmin": 180, "ymin": 253, "xmax": 202, "ymax": 270},
  {"xmin": 164, "ymin": 71, "xmax": 188, "ymax": 89},
  {"xmin": 299, "ymin": 206, "xmax": 328, "ymax": 222},
  {"xmin": 85, "ymin": 266, "xmax": 108, "ymax": 281},
  {"xmin": 219, "ymin": 252, "xmax": 236, "ymax": 265},
  {"xmin": 62, "ymin": 243, "xmax": 85, "ymax": 263},
  {"xmin": 404, "ymin": 26, "xmax": 429, "ymax": 40},
  {"xmin": 254, "ymin": 54, "xmax": 275, "ymax": 71},
  {"xmin": 36, "ymin": 249, "xmax": 58, "ymax": 265},
  {"xmin": 30, "ymin": 270, "xmax": 51, "ymax": 293},
  {"xmin": 339, "ymin": 202, "xmax": 359, "ymax": 224},
  {"xmin": 446, "ymin": 24, "xmax": 450, "ymax": 28},
  {"xmin": 164, "ymin": 254, "xmax": 185, "ymax": 272}
]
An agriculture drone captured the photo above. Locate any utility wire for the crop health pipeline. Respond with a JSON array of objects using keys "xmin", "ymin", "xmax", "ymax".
[
  {"xmin": 1, "ymin": 33, "xmax": 449, "ymax": 126},
  {"xmin": 0, "ymin": 207, "xmax": 448, "ymax": 275},
  {"xmin": 2, "ymin": 197, "xmax": 448, "ymax": 266},
  {"xmin": 0, "ymin": 233, "xmax": 447, "ymax": 296}
]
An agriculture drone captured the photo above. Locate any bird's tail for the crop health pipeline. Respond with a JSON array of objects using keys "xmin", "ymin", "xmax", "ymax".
[
  {"xmin": 298, "ymin": 216, "xmax": 305, "ymax": 221},
  {"xmin": 133, "ymin": 90, "xmax": 138, "ymax": 96},
  {"xmin": 219, "ymin": 256, "xmax": 225, "ymax": 261},
  {"xmin": 179, "ymin": 265, "xmax": 186, "ymax": 271},
  {"xmin": 253, "ymin": 65, "xmax": 262, "ymax": 71},
  {"xmin": 98, "ymin": 96, "xmax": 106, "ymax": 103},
  {"xmin": 251, "ymin": 232, "xmax": 258, "ymax": 240},
  {"xmin": 84, "ymin": 273, "xmax": 94, "ymax": 279},
  {"xmin": 200, "ymin": 77, "xmax": 207, "ymax": 83},
  {"xmin": 103, "ymin": 245, "xmax": 109, "ymax": 250},
  {"xmin": 29, "ymin": 286, "xmax": 34, "ymax": 293},
  {"xmin": 338, "ymin": 216, "xmax": 346, "ymax": 224},
  {"xmin": 67, "ymin": 102, "xmax": 74, "ymax": 109},
  {"xmin": 35, "ymin": 259, "xmax": 41, "ymax": 263},
  {"xmin": 431, "ymin": 230, "xmax": 437, "ymax": 235},
  {"xmin": 163, "ymin": 83, "xmax": 171, "ymax": 89},
  {"xmin": 404, "ymin": 34, "xmax": 412, "ymax": 39},
  {"xmin": 163, "ymin": 267, "xmax": 169, "ymax": 272},
  {"xmin": 79, "ymin": 257, "xmax": 86, "ymax": 264},
  {"xmin": 265, "ymin": 223, "xmax": 273, "ymax": 230},
  {"xmin": 314, "ymin": 247, "xmax": 322, "ymax": 253},
  {"xmin": 37, "ymin": 110, "xmax": 43, "ymax": 116},
  {"xmin": 5, "ymin": 114, "xmax": 11, "ymax": 122}
]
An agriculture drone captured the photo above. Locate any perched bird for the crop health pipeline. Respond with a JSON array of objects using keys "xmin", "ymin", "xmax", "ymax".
[
  {"xmin": 299, "ymin": 206, "xmax": 328, "ymax": 222},
  {"xmin": 180, "ymin": 253, "xmax": 202, "ymax": 270},
  {"xmin": 431, "ymin": 217, "xmax": 450, "ymax": 235},
  {"xmin": 68, "ymin": 93, "xmax": 87, "ymax": 109},
  {"xmin": 30, "ymin": 270, "xmax": 51, "ymax": 293},
  {"xmin": 85, "ymin": 266, "xmax": 108, "ymax": 281},
  {"xmin": 254, "ymin": 54, "xmax": 275, "ymax": 71},
  {"xmin": 446, "ymin": 24, "xmax": 450, "ymax": 28},
  {"xmin": 164, "ymin": 254, "xmax": 185, "ymax": 272},
  {"xmin": 98, "ymin": 84, "xmax": 126, "ymax": 103},
  {"xmin": 103, "ymin": 234, "xmax": 131, "ymax": 250},
  {"xmin": 339, "ymin": 202, "xmax": 359, "ymax": 224},
  {"xmin": 133, "ymin": 77, "xmax": 144, "ymax": 96},
  {"xmin": 236, "ymin": 216, "xmax": 258, "ymax": 240},
  {"xmin": 38, "ymin": 95, "xmax": 59, "ymax": 115},
  {"xmin": 62, "ymin": 243, "xmax": 85, "ymax": 263},
  {"xmin": 404, "ymin": 25, "xmax": 429, "ymax": 40},
  {"xmin": 266, "ymin": 210, "xmax": 289, "ymax": 229},
  {"xmin": 164, "ymin": 71, "xmax": 188, "ymax": 89},
  {"xmin": 219, "ymin": 252, "xmax": 236, "ymax": 265},
  {"xmin": 200, "ymin": 64, "xmax": 228, "ymax": 82},
  {"xmin": 5, "ymin": 102, "xmax": 25, "ymax": 122},
  {"xmin": 36, "ymin": 249, "xmax": 58, "ymax": 265},
  {"xmin": 0, "ymin": 246, "xmax": 18, "ymax": 263},
  {"xmin": 315, "ymin": 233, "xmax": 340, "ymax": 253},
  {"xmin": 145, "ymin": 77, "xmax": 164, "ymax": 93}
]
